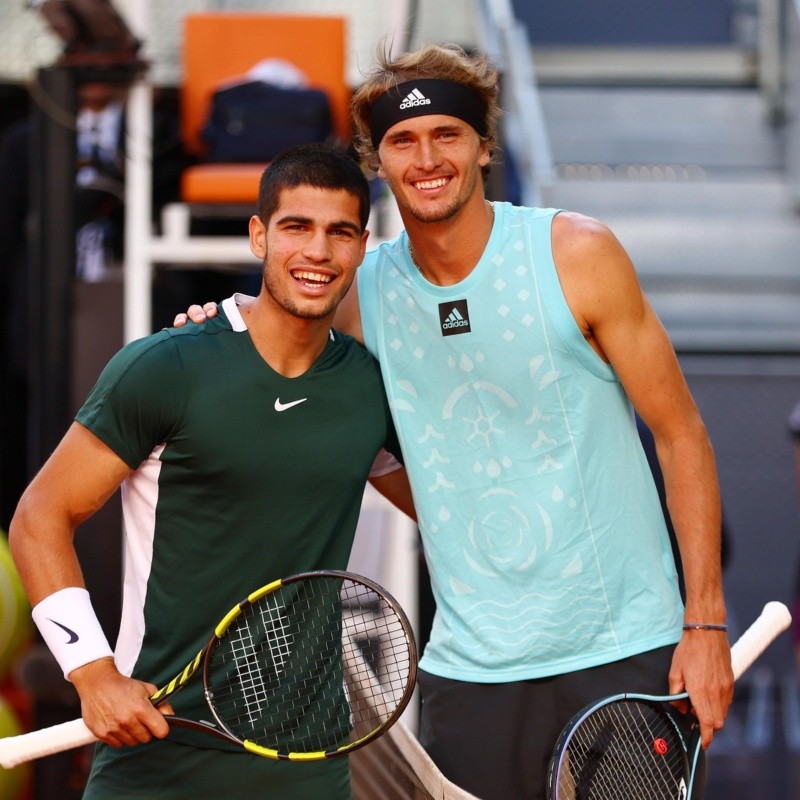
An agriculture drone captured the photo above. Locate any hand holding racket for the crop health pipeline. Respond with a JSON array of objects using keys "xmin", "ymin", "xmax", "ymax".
[
  {"xmin": 546, "ymin": 600, "xmax": 791, "ymax": 800},
  {"xmin": 0, "ymin": 570, "xmax": 417, "ymax": 769}
]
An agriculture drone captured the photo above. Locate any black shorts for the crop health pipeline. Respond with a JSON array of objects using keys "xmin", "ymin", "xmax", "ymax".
[{"xmin": 418, "ymin": 644, "xmax": 704, "ymax": 800}]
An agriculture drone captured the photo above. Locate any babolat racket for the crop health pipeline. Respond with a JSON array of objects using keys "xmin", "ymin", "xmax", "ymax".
[
  {"xmin": 546, "ymin": 601, "xmax": 791, "ymax": 800},
  {"xmin": 0, "ymin": 570, "xmax": 417, "ymax": 768}
]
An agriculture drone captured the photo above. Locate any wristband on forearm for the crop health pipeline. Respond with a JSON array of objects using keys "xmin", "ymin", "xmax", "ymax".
[{"xmin": 31, "ymin": 587, "xmax": 114, "ymax": 680}]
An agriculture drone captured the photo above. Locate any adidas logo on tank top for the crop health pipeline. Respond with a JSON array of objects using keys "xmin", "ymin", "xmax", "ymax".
[{"xmin": 438, "ymin": 300, "xmax": 471, "ymax": 336}]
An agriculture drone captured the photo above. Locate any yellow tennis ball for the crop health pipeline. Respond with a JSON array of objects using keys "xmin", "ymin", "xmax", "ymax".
[
  {"xmin": 0, "ymin": 695, "xmax": 29, "ymax": 798},
  {"xmin": 0, "ymin": 534, "xmax": 30, "ymax": 681}
]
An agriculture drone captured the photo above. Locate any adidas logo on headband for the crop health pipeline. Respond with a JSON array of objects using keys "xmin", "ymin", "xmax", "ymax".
[
  {"xmin": 400, "ymin": 88, "xmax": 431, "ymax": 110},
  {"xmin": 369, "ymin": 78, "xmax": 488, "ymax": 148}
]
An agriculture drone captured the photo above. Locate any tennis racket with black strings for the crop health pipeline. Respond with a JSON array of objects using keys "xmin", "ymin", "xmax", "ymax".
[
  {"xmin": 546, "ymin": 600, "xmax": 791, "ymax": 800},
  {"xmin": 0, "ymin": 570, "xmax": 417, "ymax": 769}
]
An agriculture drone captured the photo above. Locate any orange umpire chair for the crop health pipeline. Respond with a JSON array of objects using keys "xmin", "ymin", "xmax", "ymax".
[
  {"xmin": 180, "ymin": 12, "xmax": 351, "ymax": 206},
  {"xmin": 123, "ymin": 13, "xmax": 350, "ymax": 339}
]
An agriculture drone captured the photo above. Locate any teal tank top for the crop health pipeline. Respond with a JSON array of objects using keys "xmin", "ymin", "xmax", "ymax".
[{"xmin": 358, "ymin": 203, "xmax": 683, "ymax": 682}]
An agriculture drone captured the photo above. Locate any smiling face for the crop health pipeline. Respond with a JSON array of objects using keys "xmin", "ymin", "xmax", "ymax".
[
  {"xmin": 376, "ymin": 114, "xmax": 490, "ymax": 225},
  {"xmin": 249, "ymin": 185, "xmax": 368, "ymax": 322}
]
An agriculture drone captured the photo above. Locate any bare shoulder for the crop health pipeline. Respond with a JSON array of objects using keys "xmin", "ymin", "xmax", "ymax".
[
  {"xmin": 552, "ymin": 211, "xmax": 639, "ymax": 289},
  {"xmin": 552, "ymin": 211, "xmax": 628, "ymax": 265},
  {"xmin": 550, "ymin": 211, "xmax": 646, "ymax": 349}
]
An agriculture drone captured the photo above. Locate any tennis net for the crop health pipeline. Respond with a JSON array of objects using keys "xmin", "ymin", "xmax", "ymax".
[{"xmin": 350, "ymin": 719, "xmax": 482, "ymax": 800}]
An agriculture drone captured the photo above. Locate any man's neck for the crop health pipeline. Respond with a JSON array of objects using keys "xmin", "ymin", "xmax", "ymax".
[
  {"xmin": 404, "ymin": 193, "xmax": 494, "ymax": 286},
  {"xmin": 239, "ymin": 296, "xmax": 331, "ymax": 378}
]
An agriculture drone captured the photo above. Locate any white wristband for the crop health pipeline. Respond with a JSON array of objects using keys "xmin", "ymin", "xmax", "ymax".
[{"xmin": 31, "ymin": 587, "xmax": 114, "ymax": 680}]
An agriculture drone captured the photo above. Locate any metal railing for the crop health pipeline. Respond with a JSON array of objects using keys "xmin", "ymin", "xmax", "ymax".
[
  {"xmin": 787, "ymin": 0, "xmax": 800, "ymax": 208},
  {"xmin": 472, "ymin": 0, "xmax": 554, "ymax": 207},
  {"xmin": 757, "ymin": 0, "xmax": 783, "ymax": 118}
]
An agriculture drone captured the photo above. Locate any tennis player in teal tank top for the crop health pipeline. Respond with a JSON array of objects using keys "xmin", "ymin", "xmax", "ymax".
[
  {"xmin": 9, "ymin": 144, "xmax": 411, "ymax": 800},
  {"xmin": 346, "ymin": 43, "xmax": 731, "ymax": 800}
]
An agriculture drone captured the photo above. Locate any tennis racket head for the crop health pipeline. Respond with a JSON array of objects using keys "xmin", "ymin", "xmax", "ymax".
[
  {"xmin": 544, "ymin": 601, "xmax": 793, "ymax": 800},
  {"xmin": 201, "ymin": 570, "xmax": 417, "ymax": 760},
  {"xmin": 546, "ymin": 695, "xmax": 693, "ymax": 800}
]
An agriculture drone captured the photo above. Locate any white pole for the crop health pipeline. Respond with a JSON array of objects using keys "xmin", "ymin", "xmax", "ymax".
[{"xmin": 122, "ymin": 0, "xmax": 153, "ymax": 343}]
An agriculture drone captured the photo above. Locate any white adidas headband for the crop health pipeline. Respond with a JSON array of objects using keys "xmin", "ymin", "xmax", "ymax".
[{"xmin": 369, "ymin": 78, "xmax": 488, "ymax": 148}]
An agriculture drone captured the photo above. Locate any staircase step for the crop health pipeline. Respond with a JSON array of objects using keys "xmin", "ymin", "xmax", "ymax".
[
  {"xmin": 544, "ymin": 176, "xmax": 794, "ymax": 218},
  {"xmin": 541, "ymin": 176, "xmax": 800, "ymax": 351},
  {"xmin": 647, "ymin": 290, "xmax": 800, "ymax": 352},
  {"xmin": 539, "ymin": 86, "xmax": 782, "ymax": 171}
]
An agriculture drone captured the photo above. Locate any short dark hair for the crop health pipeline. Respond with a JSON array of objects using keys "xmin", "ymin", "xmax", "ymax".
[{"xmin": 256, "ymin": 143, "xmax": 371, "ymax": 231}]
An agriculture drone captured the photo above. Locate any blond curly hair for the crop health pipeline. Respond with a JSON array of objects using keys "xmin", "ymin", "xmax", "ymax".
[{"xmin": 351, "ymin": 42, "xmax": 501, "ymax": 177}]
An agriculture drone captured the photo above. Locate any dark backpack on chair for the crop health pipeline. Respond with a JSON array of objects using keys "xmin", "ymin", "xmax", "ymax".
[{"xmin": 201, "ymin": 80, "xmax": 334, "ymax": 163}]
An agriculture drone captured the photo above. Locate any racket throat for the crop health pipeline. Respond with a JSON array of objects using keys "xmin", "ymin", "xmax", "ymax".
[{"xmin": 163, "ymin": 714, "xmax": 237, "ymax": 745}]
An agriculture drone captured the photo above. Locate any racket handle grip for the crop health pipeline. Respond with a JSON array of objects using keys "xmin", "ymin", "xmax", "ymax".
[
  {"xmin": 0, "ymin": 717, "xmax": 97, "ymax": 769},
  {"xmin": 730, "ymin": 601, "xmax": 792, "ymax": 680}
]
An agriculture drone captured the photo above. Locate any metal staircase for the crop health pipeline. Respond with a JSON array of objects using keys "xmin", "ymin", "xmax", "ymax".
[
  {"xmin": 540, "ymin": 83, "xmax": 800, "ymax": 352},
  {"xmin": 479, "ymin": 0, "xmax": 800, "ymax": 353}
]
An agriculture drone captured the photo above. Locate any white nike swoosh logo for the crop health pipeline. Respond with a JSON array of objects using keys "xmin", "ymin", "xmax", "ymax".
[{"xmin": 274, "ymin": 398, "xmax": 308, "ymax": 412}]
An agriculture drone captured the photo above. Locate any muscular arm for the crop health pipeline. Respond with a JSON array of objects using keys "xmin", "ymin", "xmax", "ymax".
[
  {"xmin": 552, "ymin": 212, "xmax": 732, "ymax": 748},
  {"xmin": 9, "ymin": 423, "xmax": 172, "ymax": 746}
]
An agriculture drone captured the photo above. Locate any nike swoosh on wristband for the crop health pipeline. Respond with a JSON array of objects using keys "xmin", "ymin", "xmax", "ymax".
[
  {"xmin": 49, "ymin": 619, "xmax": 80, "ymax": 644},
  {"xmin": 274, "ymin": 398, "xmax": 308, "ymax": 412}
]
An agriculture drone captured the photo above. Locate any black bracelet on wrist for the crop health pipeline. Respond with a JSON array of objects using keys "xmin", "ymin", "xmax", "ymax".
[{"xmin": 682, "ymin": 623, "xmax": 728, "ymax": 631}]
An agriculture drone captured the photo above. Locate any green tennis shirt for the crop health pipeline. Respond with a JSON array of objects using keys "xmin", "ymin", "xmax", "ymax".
[{"xmin": 75, "ymin": 295, "xmax": 400, "ymax": 740}]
